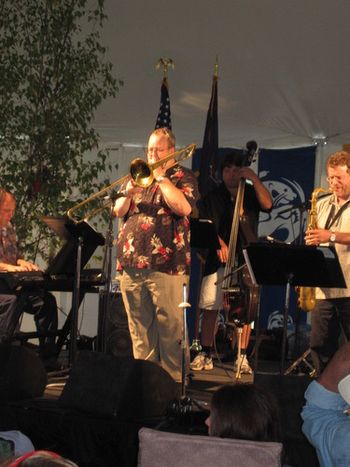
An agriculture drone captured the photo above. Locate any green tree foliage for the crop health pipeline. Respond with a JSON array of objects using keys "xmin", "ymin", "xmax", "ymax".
[{"xmin": 0, "ymin": 0, "xmax": 122, "ymax": 260}]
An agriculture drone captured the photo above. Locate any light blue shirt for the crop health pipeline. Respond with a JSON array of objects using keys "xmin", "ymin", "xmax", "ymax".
[{"xmin": 301, "ymin": 380, "xmax": 350, "ymax": 467}]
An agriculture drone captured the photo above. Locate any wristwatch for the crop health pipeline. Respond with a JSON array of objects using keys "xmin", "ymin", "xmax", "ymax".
[
  {"xmin": 329, "ymin": 232, "xmax": 337, "ymax": 243},
  {"xmin": 156, "ymin": 175, "xmax": 166, "ymax": 183}
]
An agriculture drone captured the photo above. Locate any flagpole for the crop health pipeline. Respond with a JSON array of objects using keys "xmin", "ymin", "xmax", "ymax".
[
  {"xmin": 155, "ymin": 58, "xmax": 174, "ymax": 130},
  {"xmin": 155, "ymin": 57, "xmax": 175, "ymax": 79}
]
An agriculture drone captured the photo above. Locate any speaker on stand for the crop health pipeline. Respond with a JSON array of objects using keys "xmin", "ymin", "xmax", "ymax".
[{"xmin": 97, "ymin": 291, "xmax": 133, "ymax": 358}]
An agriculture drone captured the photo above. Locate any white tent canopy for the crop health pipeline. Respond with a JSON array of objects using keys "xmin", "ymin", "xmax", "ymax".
[{"xmin": 94, "ymin": 0, "xmax": 350, "ymax": 153}]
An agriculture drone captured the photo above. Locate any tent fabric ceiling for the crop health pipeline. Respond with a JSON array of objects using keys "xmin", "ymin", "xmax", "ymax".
[{"xmin": 94, "ymin": 0, "xmax": 350, "ymax": 150}]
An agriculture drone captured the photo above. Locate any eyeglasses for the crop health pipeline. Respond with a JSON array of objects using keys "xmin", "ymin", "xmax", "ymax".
[
  {"xmin": 326, "ymin": 175, "xmax": 349, "ymax": 184},
  {"xmin": 147, "ymin": 147, "xmax": 169, "ymax": 154}
]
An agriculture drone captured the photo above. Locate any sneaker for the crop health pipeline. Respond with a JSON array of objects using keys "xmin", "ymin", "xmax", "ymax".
[
  {"xmin": 234, "ymin": 355, "xmax": 253, "ymax": 375},
  {"xmin": 190, "ymin": 352, "xmax": 206, "ymax": 371},
  {"xmin": 204, "ymin": 356, "xmax": 213, "ymax": 371},
  {"xmin": 190, "ymin": 353, "xmax": 214, "ymax": 371}
]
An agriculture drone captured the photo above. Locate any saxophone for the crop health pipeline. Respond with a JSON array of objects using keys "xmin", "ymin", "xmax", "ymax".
[{"xmin": 297, "ymin": 187, "xmax": 331, "ymax": 312}]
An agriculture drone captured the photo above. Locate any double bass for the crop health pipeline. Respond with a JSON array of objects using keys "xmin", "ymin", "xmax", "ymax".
[{"xmin": 221, "ymin": 142, "xmax": 260, "ymax": 342}]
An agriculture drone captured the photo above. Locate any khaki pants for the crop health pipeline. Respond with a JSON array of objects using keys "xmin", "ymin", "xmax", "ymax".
[{"xmin": 119, "ymin": 268, "xmax": 189, "ymax": 382}]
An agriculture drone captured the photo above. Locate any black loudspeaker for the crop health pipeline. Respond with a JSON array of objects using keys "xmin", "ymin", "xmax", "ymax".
[
  {"xmin": 100, "ymin": 293, "xmax": 133, "ymax": 357},
  {"xmin": 254, "ymin": 373, "xmax": 318, "ymax": 466},
  {"xmin": 254, "ymin": 373, "xmax": 311, "ymax": 431},
  {"xmin": 0, "ymin": 344, "xmax": 47, "ymax": 401},
  {"xmin": 59, "ymin": 350, "xmax": 178, "ymax": 420}
]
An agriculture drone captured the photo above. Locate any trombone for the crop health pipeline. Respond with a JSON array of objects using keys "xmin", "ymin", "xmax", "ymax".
[{"xmin": 66, "ymin": 143, "xmax": 197, "ymax": 222}]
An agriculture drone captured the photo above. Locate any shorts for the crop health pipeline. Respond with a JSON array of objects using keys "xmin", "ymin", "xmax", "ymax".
[{"xmin": 198, "ymin": 267, "xmax": 224, "ymax": 310}]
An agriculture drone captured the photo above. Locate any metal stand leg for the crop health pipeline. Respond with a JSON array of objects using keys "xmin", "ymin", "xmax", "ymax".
[
  {"xmin": 178, "ymin": 283, "xmax": 191, "ymax": 398},
  {"xmin": 235, "ymin": 326, "xmax": 243, "ymax": 379},
  {"xmin": 69, "ymin": 236, "xmax": 83, "ymax": 366},
  {"xmin": 168, "ymin": 283, "xmax": 208, "ymax": 421},
  {"xmin": 284, "ymin": 348, "xmax": 316, "ymax": 377},
  {"xmin": 280, "ymin": 275, "xmax": 292, "ymax": 375}
]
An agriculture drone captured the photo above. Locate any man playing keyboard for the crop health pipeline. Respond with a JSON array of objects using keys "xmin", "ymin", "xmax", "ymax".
[{"xmin": 0, "ymin": 189, "xmax": 58, "ymax": 369}]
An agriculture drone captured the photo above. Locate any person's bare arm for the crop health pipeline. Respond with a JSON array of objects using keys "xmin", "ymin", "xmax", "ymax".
[{"xmin": 318, "ymin": 342, "xmax": 350, "ymax": 392}]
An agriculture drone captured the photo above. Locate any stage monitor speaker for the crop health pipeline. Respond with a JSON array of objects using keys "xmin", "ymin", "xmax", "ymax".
[
  {"xmin": 59, "ymin": 350, "xmax": 178, "ymax": 420},
  {"xmin": 0, "ymin": 344, "xmax": 47, "ymax": 401},
  {"xmin": 254, "ymin": 373, "xmax": 311, "ymax": 435},
  {"xmin": 100, "ymin": 292, "xmax": 133, "ymax": 357},
  {"xmin": 254, "ymin": 373, "xmax": 317, "ymax": 466}
]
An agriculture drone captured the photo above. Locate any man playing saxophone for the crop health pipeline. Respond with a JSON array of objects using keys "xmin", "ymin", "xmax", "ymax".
[
  {"xmin": 305, "ymin": 150, "xmax": 350, "ymax": 375},
  {"xmin": 114, "ymin": 128, "xmax": 199, "ymax": 383}
]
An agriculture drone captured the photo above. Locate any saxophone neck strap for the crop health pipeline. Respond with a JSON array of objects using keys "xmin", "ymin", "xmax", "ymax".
[{"xmin": 325, "ymin": 200, "xmax": 350, "ymax": 230}]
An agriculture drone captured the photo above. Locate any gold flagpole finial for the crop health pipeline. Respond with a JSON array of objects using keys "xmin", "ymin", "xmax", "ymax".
[
  {"xmin": 155, "ymin": 58, "xmax": 175, "ymax": 79},
  {"xmin": 214, "ymin": 56, "xmax": 219, "ymax": 78}
]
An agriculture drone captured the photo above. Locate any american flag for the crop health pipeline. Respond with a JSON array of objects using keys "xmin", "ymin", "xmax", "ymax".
[{"xmin": 155, "ymin": 77, "xmax": 172, "ymax": 129}]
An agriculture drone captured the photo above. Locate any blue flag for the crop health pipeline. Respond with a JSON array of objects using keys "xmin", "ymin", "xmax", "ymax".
[
  {"xmin": 197, "ymin": 74, "xmax": 219, "ymax": 197},
  {"xmin": 155, "ymin": 77, "xmax": 172, "ymax": 130}
]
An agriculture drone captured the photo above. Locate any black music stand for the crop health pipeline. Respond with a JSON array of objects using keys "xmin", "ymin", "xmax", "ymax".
[
  {"xmin": 42, "ymin": 216, "xmax": 105, "ymax": 364},
  {"xmin": 42, "ymin": 216, "xmax": 104, "ymax": 275},
  {"xmin": 243, "ymin": 243, "xmax": 346, "ymax": 374},
  {"xmin": 190, "ymin": 218, "xmax": 221, "ymax": 250}
]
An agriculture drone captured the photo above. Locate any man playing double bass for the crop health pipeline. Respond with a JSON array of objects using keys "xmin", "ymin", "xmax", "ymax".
[{"xmin": 190, "ymin": 151, "xmax": 272, "ymax": 373}]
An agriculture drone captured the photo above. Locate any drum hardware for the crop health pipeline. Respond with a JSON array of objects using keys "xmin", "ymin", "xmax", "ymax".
[{"xmin": 284, "ymin": 348, "xmax": 316, "ymax": 377}]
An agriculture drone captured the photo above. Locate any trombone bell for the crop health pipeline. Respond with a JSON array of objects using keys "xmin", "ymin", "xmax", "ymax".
[
  {"xmin": 130, "ymin": 143, "xmax": 197, "ymax": 189},
  {"xmin": 130, "ymin": 158, "xmax": 153, "ymax": 188}
]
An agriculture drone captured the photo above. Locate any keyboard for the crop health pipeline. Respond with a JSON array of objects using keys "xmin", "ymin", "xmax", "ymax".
[{"xmin": 0, "ymin": 269, "xmax": 104, "ymax": 293}]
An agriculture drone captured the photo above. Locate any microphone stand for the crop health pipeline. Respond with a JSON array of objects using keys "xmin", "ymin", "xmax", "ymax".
[
  {"xmin": 284, "ymin": 203, "xmax": 313, "ymax": 374},
  {"xmin": 179, "ymin": 283, "xmax": 191, "ymax": 399},
  {"xmin": 293, "ymin": 203, "xmax": 308, "ymax": 359},
  {"xmin": 96, "ymin": 195, "xmax": 119, "ymax": 353},
  {"xmin": 69, "ymin": 235, "xmax": 83, "ymax": 366},
  {"xmin": 170, "ymin": 284, "xmax": 208, "ymax": 420}
]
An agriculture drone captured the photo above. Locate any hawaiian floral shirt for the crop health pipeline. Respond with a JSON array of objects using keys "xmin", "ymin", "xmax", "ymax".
[
  {"xmin": 0, "ymin": 222, "xmax": 19, "ymax": 265},
  {"xmin": 116, "ymin": 165, "xmax": 199, "ymax": 275}
]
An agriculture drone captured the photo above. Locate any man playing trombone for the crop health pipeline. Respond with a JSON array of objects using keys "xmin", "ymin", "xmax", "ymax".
[{"xmin": 114, "ymin": 128, "xmax": 199, "ymax": 383}]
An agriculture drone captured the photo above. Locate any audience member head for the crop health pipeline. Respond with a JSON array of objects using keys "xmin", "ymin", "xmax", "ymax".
[
  {"xmin": 206, "ymin": 383, "xmax": 281, "ymax": 442},
  {"xmin": 0, "ymin": 450, "xmax": 77, "ymax": 466}
]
